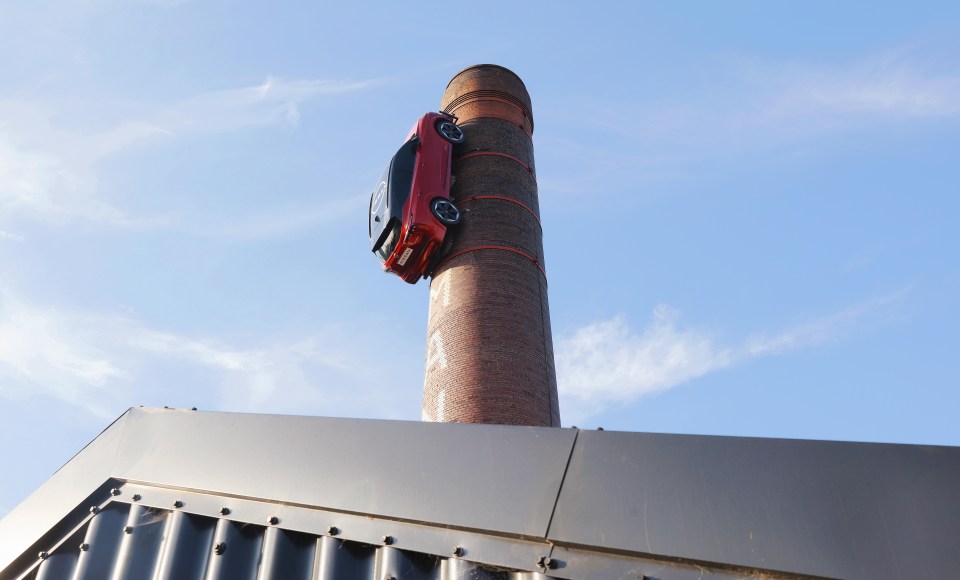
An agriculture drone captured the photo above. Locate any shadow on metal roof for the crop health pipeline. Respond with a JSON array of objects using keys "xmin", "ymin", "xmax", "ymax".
[{"xmin": 1, "ymin": 408, "xmax": 958, "ymax": 579}]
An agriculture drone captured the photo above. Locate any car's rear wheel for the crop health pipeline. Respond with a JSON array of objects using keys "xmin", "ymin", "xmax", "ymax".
[
  {"xmin": 430, "ymin": 198, "xmax": 461, "ymax": 225},
  {"xmin": 436, "ymin": 120, "xmax": 465, "ymax": 144}
]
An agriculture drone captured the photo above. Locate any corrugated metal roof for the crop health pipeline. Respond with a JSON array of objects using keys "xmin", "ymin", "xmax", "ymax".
[
  {"xmin": 26, "ymin": 500, "xmax": 549, "ymax": 580},
  {"xmin": 12, "ymin": 480, "xmax": 735, "ymax": 580},
  {"xmin": 2, "ymin": 408, "xmax": 959, "ymax": 579}
]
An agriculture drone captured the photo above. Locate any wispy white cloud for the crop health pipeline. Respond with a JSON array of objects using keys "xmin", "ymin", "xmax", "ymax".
[
  {"xmin": 743, "ymin": 289, "xmax": 909, "ymax": 356},
  {"xmin": 0, "ymin": 287, "xmax": 396, "ymax": 419},
  {"xmin": 692, "ymin": 52, "xmax": 959, "ymax": 135},
  {"xmin": 192, "ymin": 193, "xmax": 366, "ymax": 241},
  {"xmin": 556, "ymin": 289, "xmax": 909, "ymax": 423},
  {"xmin": 541, "ymin": 48, "xmax": 960, "ymax": 194},
  {"xmin": 556, "ymin": 306, "xmax": 734, "ymax": 422},
  {"xmin": 44, "ymin": 0, "xmax": 189, "ymax": 9},
  {"xmin": 152, "ymin": 77, "xmax": 379, "ymax": 137},
  {"xmin": 0, "ymin": 230, "xmax": 24, "ymax": 242},
  {"xmin": 136, "ymin": 0, "xmax": 190, "ymax": 7},
  {"xmin": 0, "ymin": 133, "xmax": 140, "ymax": 225},
  {"xmin": 0, "ymin": 292, "xmax": 126, "ymax": 416},
  {"xmin": 0, "ymin": 76, "xmax": 377, "ymax": 230},
  {"xmin": 762, "ymin": 61, "xmax": 960, "ymax": 121}
]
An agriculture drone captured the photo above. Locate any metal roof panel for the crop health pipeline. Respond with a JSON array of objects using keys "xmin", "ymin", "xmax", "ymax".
[
  {"xmin": 548, "ymin": 430, "xmax": 960, "ymax": 579},
  {"xmin": 3, "ymin": 409, "xmax": 960, "ymax": 579},
  {"xmin": 110, "ymin": 409, "xmax": 576, "ymax": 537}
]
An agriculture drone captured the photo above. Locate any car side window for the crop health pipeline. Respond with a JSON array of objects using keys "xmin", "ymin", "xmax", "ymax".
[{"xmin": 387, "ymin": 138, "xmax": 418, "ymax": 220}]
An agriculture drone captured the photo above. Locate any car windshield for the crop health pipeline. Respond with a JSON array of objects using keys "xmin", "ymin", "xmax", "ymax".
[{"xmin": 388, "ymin": 138, "xmax": 417, "ymax": 210}]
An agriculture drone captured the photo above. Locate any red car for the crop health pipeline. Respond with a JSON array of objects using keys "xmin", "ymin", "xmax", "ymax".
[{"xmin": 369, "ymin": 112, "xmax": 464, "ymax": 283}]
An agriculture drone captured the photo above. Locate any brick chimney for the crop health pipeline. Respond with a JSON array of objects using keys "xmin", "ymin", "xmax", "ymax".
[{"xmin": 421, "ymin": 65, "xmax": 561, "ymax": 427}]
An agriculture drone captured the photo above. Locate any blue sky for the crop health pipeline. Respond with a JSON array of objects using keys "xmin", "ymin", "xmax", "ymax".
[{"xmin": 2, "ymin": 1, "xmax": 959, "ymax": 516}]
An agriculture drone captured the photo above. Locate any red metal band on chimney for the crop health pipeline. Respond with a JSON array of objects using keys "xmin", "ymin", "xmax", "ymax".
[
  {"xmin": 456, "ymin": 151, "xmax": 535, "ymax": 174},
  {"xmin": 456, "ymin": 195, "xmax": 542, "ymax": 226},
  {"xmin": 458, "ymin": 116, "xmax": 532, "ymax": 137},
  {"xmin": 433, "ymin": 245, "xmax": 547, "ymax": 281}
]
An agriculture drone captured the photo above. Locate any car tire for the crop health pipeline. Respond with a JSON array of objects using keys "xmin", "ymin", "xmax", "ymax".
[
  {"xmin": 430, "ymin": 198, "xmax": 461, "ymax": 225},
  {"xmin": 436, "ymin": 120, "xmax": 465, "ymax": 144}
]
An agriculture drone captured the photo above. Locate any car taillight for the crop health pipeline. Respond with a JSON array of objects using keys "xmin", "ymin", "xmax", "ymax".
[{"xmin": 406, "ymin": 227, "xmax": 422, "ymax": 245}]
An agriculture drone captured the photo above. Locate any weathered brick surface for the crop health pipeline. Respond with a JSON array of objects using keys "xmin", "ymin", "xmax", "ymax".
[{"xmin": 422, "ymin": 65, "xmax": 561, "ymax": 427}]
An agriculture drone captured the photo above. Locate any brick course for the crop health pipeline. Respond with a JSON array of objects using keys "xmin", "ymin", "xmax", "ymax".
[{"xmin": 421, "ymin": 65, "xmax": 561, "ymax": 427}]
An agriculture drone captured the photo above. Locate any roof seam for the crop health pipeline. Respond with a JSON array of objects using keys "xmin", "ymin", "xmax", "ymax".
[
  {"xmin": 111, "ymin": 408, "xmax": 133, "ymax": 477},
  {"xmin": 542, "ymin": 429, "xmax": 579, "ymax": 539}
]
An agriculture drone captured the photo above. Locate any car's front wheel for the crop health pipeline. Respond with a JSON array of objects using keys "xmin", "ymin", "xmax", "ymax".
[
  {"xmin": 436, "ymin": 120, "xmax": 465, "ymax": 144},
  {"xmin": 430, "ymin": 198, "xmax": 461, "ymax": 225}
]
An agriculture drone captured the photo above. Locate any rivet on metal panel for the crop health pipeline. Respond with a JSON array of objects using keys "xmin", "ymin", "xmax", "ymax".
[
  {"xmin": 89, "ymin": 506, "xmax": 100, "ymax": 515},
  {"xmin": 132, "ymin": 494, "xmax": 142, "ymax": 501},
  {"xmin": 220, "ymin": 507, "xmax": 230, "ymax": 515},
  {"xmin": 452, "ymin": 546, "xmax": 464, "ymax": 557},
  {"xmin": 124, "ymin": 526, "xmax": 133, "ymax": 534},
  {"xmin": 214, "ymin": 542, "xmax": 226, "ymax": 556},
  {"xmin": 110, "ymin": 488, "xmax": 121, "ymax": 496},
  {"xmin": 381, "ymin": 535, "xmax": 394, "ymax": 545},
  {"xmin": 327, "ymin": 526, "xmax": 339, "ymax": 536},
  {"xmin": 38, "ymin": 551, "xmax": 48, "ymax": 560},
  {"xmin": 79, "ymin": 543, "xmax": 89, "ymax": 552},
  {"xmin": 268, "ymin": 516, "xmax": 279, "ymax": 525},
  {"xmin": 173, "ymin": 500, "xmax": 183, "ymax": 508},
  {"xmin": 536, "ymin": 556, "xmax": 556, "ymax": 570}
]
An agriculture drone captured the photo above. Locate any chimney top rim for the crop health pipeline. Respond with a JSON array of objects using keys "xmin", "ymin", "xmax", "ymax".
[{"xmin": 446, "ymin": 64, "xmax": 528, "ymax": 90}]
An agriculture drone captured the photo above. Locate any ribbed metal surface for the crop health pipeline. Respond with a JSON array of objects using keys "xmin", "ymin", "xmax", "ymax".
[{"xmin": 24, "ymin": 501, "xmax": 549, "ymax": 580}]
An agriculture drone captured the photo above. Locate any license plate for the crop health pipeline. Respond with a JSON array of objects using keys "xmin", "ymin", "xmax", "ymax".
[{"xmin": 397, "ymin": 247, "xmax": 414, "ymax": 266}]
